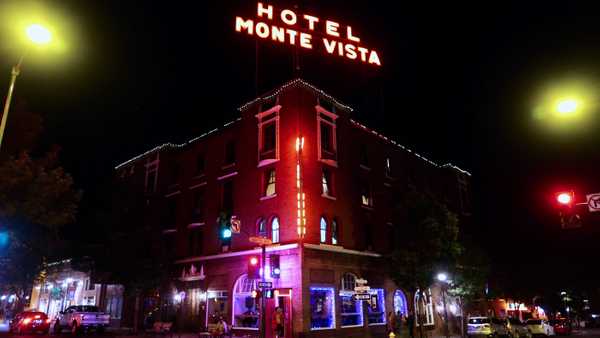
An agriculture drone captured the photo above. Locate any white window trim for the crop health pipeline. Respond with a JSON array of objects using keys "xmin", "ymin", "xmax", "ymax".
[
  {"xmin": 316, "ymin": 105, "xmax": 338, "ymax": 165},
  {"xmin": 189, "ymin": 181, "xmax": 207, "ymax": 190},
  {"xmin": 165, "ymin": 190, "xmax": 181, "ymax": 198},
  {"xmin": 231, "ymin": 274, "xmax": 260, "ymax": 330},
  {"xmin": 217, "ymin": 171, "xmax": 238, "ymax": 181},
  {"xmin": 260, "ymin": 194, "xmax": 277, "ymax": 201},
  {"xmin": 321, "ymin": 193, "xmax": 337, "ymax": 201},
  {"xmin": 187, "ymin": 222, "xmax": 205, "ymax": 228},
  {"xmin": 256, "ymin": 105, "xmax": 281, "ymax": 165}
]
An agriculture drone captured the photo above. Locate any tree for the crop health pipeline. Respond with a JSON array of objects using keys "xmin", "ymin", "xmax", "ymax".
[
  {"xmin": 387, "ymin": 189, "xmax": 463, "ymax": 338},
  {"xmin": 0, "ymin": 104, "xmax": 81, "ymax": 311}
]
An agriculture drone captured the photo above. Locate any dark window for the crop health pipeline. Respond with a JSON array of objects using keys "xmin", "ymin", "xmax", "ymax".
[
  {"xmin": 360, "ymin": 145, "xmax": 369, "ymax": 167},
  {"xmin": 191, "ymin": 189, "xmax": 205, "ymax": 223},
  {"xmin": 320, "ymin": 122, "xmax": 333, "ymax": 154},
  {"xmin": 365, "ymin": 224, "xmax": 373, "ymax": 251},
  {"xmin": 165, "ymin": 199, "xmax": 177, "ymax": 229},
  {"xmin": 225, "ymin": 141, "xmax": 236, "ymax": 165},
  {"xmin": 222, "ymin": 180, "xmax": 234, "ymax": 213},
  {"xmin": 196, "ymin": 154, "xmax": 205, "ymax": 175},
  {"xmin": 163, "ymin": 233, "xmax": 175, "ymax": 257},
  {"xmin": 257, "ymin": 217, "xmax": 266, "ymax": 237},
  {"xmin": 146, "ymin": 170, "xmax": 157, "ymax": 192},
  {"xmin": 263, "ymin": 122, "xmax": 276, "ymax": 154},
  {"xmin": 171, "ymin": 164, "xmax": 181, "ymax": 184},
  {"xmin": 321, "ymin": 168, "xmax": 333, "ymax": 196},
  {"xmin": 188, "ymin": 229, "xmax": 203, "ymax": 256},
  {"xmin": 263, "ymin": 168, "xmax": 276, "ymax": 197}
]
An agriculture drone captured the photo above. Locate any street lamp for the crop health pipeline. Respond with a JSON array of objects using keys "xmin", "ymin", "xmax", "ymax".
[
  {"xmin": 437, "ymin": 272, "xmax": 450, "ymax": 338},
  {"xmin": 0, "ymin": 23, "xmax": 52, "ymax": 151}
]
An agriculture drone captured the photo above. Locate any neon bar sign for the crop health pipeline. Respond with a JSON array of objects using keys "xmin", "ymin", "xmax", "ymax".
[{"xmin": 235, "ymin": 2, "xmax": 382, "ymax": 66}]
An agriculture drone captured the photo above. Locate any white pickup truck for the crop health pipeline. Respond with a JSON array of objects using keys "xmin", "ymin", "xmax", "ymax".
[{"xmin": 54, "ymin": 305, "xmax": 110, "ymax": 334}]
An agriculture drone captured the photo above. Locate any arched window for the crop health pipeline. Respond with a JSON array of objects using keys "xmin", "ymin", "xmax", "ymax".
[
  {"xmin": 414, "ymin": 289, "xmax": 434, "ymax": 326},
  {"xmin": 232, "ymin": 274, "xmax": 259, "ymax": 329},
  {"xmin": 340, "ymin": 273, "xmax": 363, "ymax": 327},
  {"xmin": 256, "ymin": 217, "xmax": 266, "ymax": 237},
  {"xmin": 320, "ymin": 217, "xmax": 327, "ymax": 243},
  {"xmin": 332, "ymin": 218, "xmax": 339, "ymax": 245},
  {"xmin": 271, "ymin": 217, "xmax": 280, "ymax": 243},
  {"xmin": 394, "ymin": 290, "xmax": 408, "ymax": 317}
]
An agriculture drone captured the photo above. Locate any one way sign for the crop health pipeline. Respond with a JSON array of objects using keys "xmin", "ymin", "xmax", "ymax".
[{"xmin": 587, "ymin": 193, "xmax": 600, "ymax": 213}]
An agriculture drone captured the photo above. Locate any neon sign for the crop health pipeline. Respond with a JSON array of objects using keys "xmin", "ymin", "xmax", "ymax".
[{"xmin": 235, "ymin": 3, "xmax": 382, "ymax": 66}]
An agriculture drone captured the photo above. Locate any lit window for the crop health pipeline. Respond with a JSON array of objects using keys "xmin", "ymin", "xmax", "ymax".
[
  {"xmin": 310, "ymin": 286, "xmax": 335, "ymax": 330},
  {"xmin": 232, "ymin": 275, "xmax": 259, "ymax": 329},
  {"xmin": 264, "ymin": 169, "xmax": 276, "ymax": 197},
  {"xmin": 394, "ymin": 290, "xmax": 408, "ymax": 317},
  {"xmin": 385, "ymin": 157, "xmax": 392, "ymax": 177},
  {"xmin": 415, "ymin": 289, "xmax": 435, "ymax": 326},
  {"xmin": 320, "ymin": 217, "xmax": 327, "ymax": 243},
  {"xmin": 321, "ymin": 168, "xmax": 333, "ymax": 196},
  {"xmin": 367, "ymin": 288, "xmax": 386, "ymax": 325},
  {"xmin": 361, "ymin": 181, "xmax": 373, "ymax": 207},
  {"xmin": 256, "ymin": 217, "xmax": 266, "ymax": 237},
  {"xmin": 317, "ymin": 106, "xmax": 338, "ymax": 163},
  {"xmin": 271, "ymin": 217, "xmax": 280, "ymax": 243},
  {"xmin": 332, "ymin": 219, "xmax": 339, "ymax": 245},
  {"xmin": 340, "ymin": 273, "xmax": 363, "ymax": 327}
]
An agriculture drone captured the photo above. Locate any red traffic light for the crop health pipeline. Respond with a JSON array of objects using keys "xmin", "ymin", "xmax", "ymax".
[
  {"xmin": 556, "ymin": 191, "xmax": 574, "ymax": 206},
  {"xmin": 250, "ymin": 257, "xmax": 259, "ymax": 266}
]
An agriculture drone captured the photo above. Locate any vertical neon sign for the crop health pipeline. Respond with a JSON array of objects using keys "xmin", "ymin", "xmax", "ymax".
[{"xmin": 296, "ymin": 137, "xmax": 306, "ymax": 237}]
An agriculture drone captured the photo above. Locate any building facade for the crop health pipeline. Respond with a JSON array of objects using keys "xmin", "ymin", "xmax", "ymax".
[
  {"xmin": 115, "ymin": 79, "xmax": 471, "ymax": 337},
  {"xmin": 29, "ymin": 259, "xmax": 124, "ymax": 327}
]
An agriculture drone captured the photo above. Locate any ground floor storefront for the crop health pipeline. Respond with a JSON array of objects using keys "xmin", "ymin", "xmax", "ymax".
[{"xmin": 170, "ymin": 243, "xmax": 460, "ymax": 338}]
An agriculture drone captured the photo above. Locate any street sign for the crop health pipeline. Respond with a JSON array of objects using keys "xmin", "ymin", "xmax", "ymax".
[
  {"xmin": 258, "ymin": 281, "xmax": 273, "ymax": 289},
  {"xmin": 231, "ymin": 215, "xmax": 241, "ymax": 233},
  {"xmin": 354, "ymin": 286, "xmax": 370, "ymax": 293},
  {"xmin": 352, "ymin": 293, "xmax": 371, "ymax": 301},
  {"xmin": 587, "ymin": 193, "xmax": 600, "ymax": 212},
  {"xmin": 249, "ymin": 236, "xmax": 273, "ymax": 246},
  {"xmin": 355, "ymin": 278, "xmax": 368, "ymax": 285}
]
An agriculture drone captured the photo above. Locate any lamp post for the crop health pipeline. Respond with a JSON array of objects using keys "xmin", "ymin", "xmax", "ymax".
[
  {"xmin": 437, "ymin": 273, "xmax": 450, "ymax": 338},
  {"xmin": 0, "ymin": 23, "xmax": 52, "ymax": 151}
]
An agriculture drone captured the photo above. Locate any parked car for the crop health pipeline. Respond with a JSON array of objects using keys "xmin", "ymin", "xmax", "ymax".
[
  {"xmin": 508, "ymin": 317, "xmax": 532, "ymax": 338},
  {"xmin": 54, "ymin": 305, "xmax": 110, "ymax": 334},
  {"xmin": 468, "ymin": 316, "xmax": 496, "ymax": 337},
  {"xmin": 9, "ymin": 311, "xmax": 51, "ymax": 334},
  {"xmin": 492, "ymin": 317, "xmax": 511, "ymax": 337},
  {"xmin": 526, "ymin": 319, "xmax": 554, "ymax": 337},
  {"xmin": 550, "ymin": 318, "xmax": 571, "ymax": 336}
]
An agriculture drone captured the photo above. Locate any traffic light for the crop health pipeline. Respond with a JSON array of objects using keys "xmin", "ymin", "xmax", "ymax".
[
  {"xmin": 556, "ymin": 191, "xmax": 574, "ymax": 207},
  {"xmin": 248, "ymin": 256, "xmax": 260, "ymax": 279},
  {"xmin": 270, "ymin": 254, "xmax": 280, "ymax": 279},
  {"xmin": 218, "ymin": 212, "xmax": 233, "ymax": 251}
]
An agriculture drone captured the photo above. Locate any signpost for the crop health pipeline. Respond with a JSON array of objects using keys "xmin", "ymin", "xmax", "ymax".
[
  {"xmin": 258, "ymin": 281, "xmax": 273, "ymax": 289},
  {"xmin": 248, "ymin": 236, "xmax": 273, "ymax": 338},
  {"xmin": 352, "ymin": 293, "xmax": 372, "ymax": 301},
  {"xmin": 586, "ymin": 193, "xmax": 600, "ymax": 213}
]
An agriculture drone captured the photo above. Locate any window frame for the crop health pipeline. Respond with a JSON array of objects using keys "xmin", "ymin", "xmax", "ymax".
[
  {"xmin": 415, "ymin": 289, "xmax": 435, "ymax": 326},
  {"xmin": 321, "ymin": 167, "xmax": 335, "ymax": 198},
  {"xmin": 256, "ymin": 105, "xmax": 281, "ymax": 167},
  {"xmin": 309, "ymin": 286, "xmax": 336, "ymax": 331},
  {"xmin": 316, "ymin": 105, "xmax": 338, "ymax": 166},
  {"xmin": 271, "ymin": 216, "xmax": 280, "ymax": 244},
  {"xmin": 319, "ymin": 217, "xmax": 328, "ymax": 243},
  {"xmin": 224, "ymin": 140, "xmax": 237, "ymax": 167},
  {"xmin": 360, "ymin": 180, "xmax": 373, "ymax": 208},
  {"xmin": 231, "ymin": 274, "xmax": 260, "ymax": 330},
  {"xmin": 340, "ymin": 273, "xmax": 364, "ymax": 328},
  {"xmin": 331, "ymin": 218, "xmax": 339, "ymax": 245},
  {"xmin": 144, "ymin": 154, "xmax": 159, "ymax": 193},
  {"xmin": 256, "ymin": 217, "xmax": 267, "ymax": 237},
  {"xmin": 195, "ymin": 153, "xmax": 206, "ymax": 177},
  {"xmin": 261, "ymin": 167, "xmax": 276, "ymax": 199}
]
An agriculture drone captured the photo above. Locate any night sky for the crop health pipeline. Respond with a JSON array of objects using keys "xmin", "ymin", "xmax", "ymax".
[{"xmin": 1, "ymin": 1, "xmax": 600, "ymax": 298}]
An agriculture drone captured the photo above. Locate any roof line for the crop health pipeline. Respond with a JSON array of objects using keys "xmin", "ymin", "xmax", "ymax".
[
  {"xmin": 349, "ymin": 119, "xmax": 471, "ymax": 176},
  {"xmin": 114, "ymin": 118, "xmax": 242, "ymax": 170},
  {"xmin": 238, "ymin": 78, "xmax": 354, "ymax": 112}
]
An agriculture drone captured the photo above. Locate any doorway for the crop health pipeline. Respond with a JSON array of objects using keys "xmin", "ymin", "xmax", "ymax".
[{"xmin": 265, "ymin": 288, "xmax": 292, "ymax": 338}]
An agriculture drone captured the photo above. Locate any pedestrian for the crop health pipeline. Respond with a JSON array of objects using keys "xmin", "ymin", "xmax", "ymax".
[
  {"xmin": 215, "ymin": 315, "xmax": 230, "ymax": 338},
  {"xmin": 407, "ymin": 310, "xmax": 415, "ymax": 338},
  {"xmin": 272, "ymin": 307, "xmax": 285, "ymax": 338}
]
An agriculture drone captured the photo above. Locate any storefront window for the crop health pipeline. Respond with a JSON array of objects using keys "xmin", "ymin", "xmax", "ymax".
[
  {"xmin": 415, "ymin": 289, "xmax": 435, "ymax": 326},
  {"xmin": 340, "ymin": 273, "xmax": 363, "ymax": 327},
  {"xmin": 394, "ymin": 290, "xmax": 408, "ymax": 317},
  {"xmin": 232, "ymin": 275, "xmax": 259, "ymax": 329},
  {"xmin": 367, "ymin": 288, "xmax": 386, "ymax": 325},
  {"xmin": 207, "ymin": 291, "xmax": 228, "ymax": 325},
  {"xmin": 310, "ymin": 286, "xmax": 335, "ymax": 330}
]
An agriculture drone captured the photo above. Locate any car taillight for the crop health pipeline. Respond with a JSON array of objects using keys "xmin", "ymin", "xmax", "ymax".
[
  {"xmin": 46, "ymin": 318, "xmax": 52, "ymax": 324},
  {"xmin": 483, "ymin": 324, "xmax": 490, "ymax": 328},
  {"xmin": 22, "ymin": 318, "xmax": 32, "ymax": 325}
]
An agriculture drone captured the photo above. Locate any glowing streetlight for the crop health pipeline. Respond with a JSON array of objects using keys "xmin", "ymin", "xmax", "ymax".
[
  {"xmin": 0, "ymin": 23, "xmax": 53, "ymax": 151},
  {"xmin": 437, "ymin": 273, "xmax": 448, "ymax": 282},
  {"xmin": 25, "ymin": 23, "xmax": 52, "ymax": 45},
  {"xmin": 555, "ymin": 98, "xmax": 579, "ymax": 115}
]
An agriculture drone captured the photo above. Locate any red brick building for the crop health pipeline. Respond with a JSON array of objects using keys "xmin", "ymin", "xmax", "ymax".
[{"xmin": 115, "ymin": 79, "xmax": 471, "ymax": 337}]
